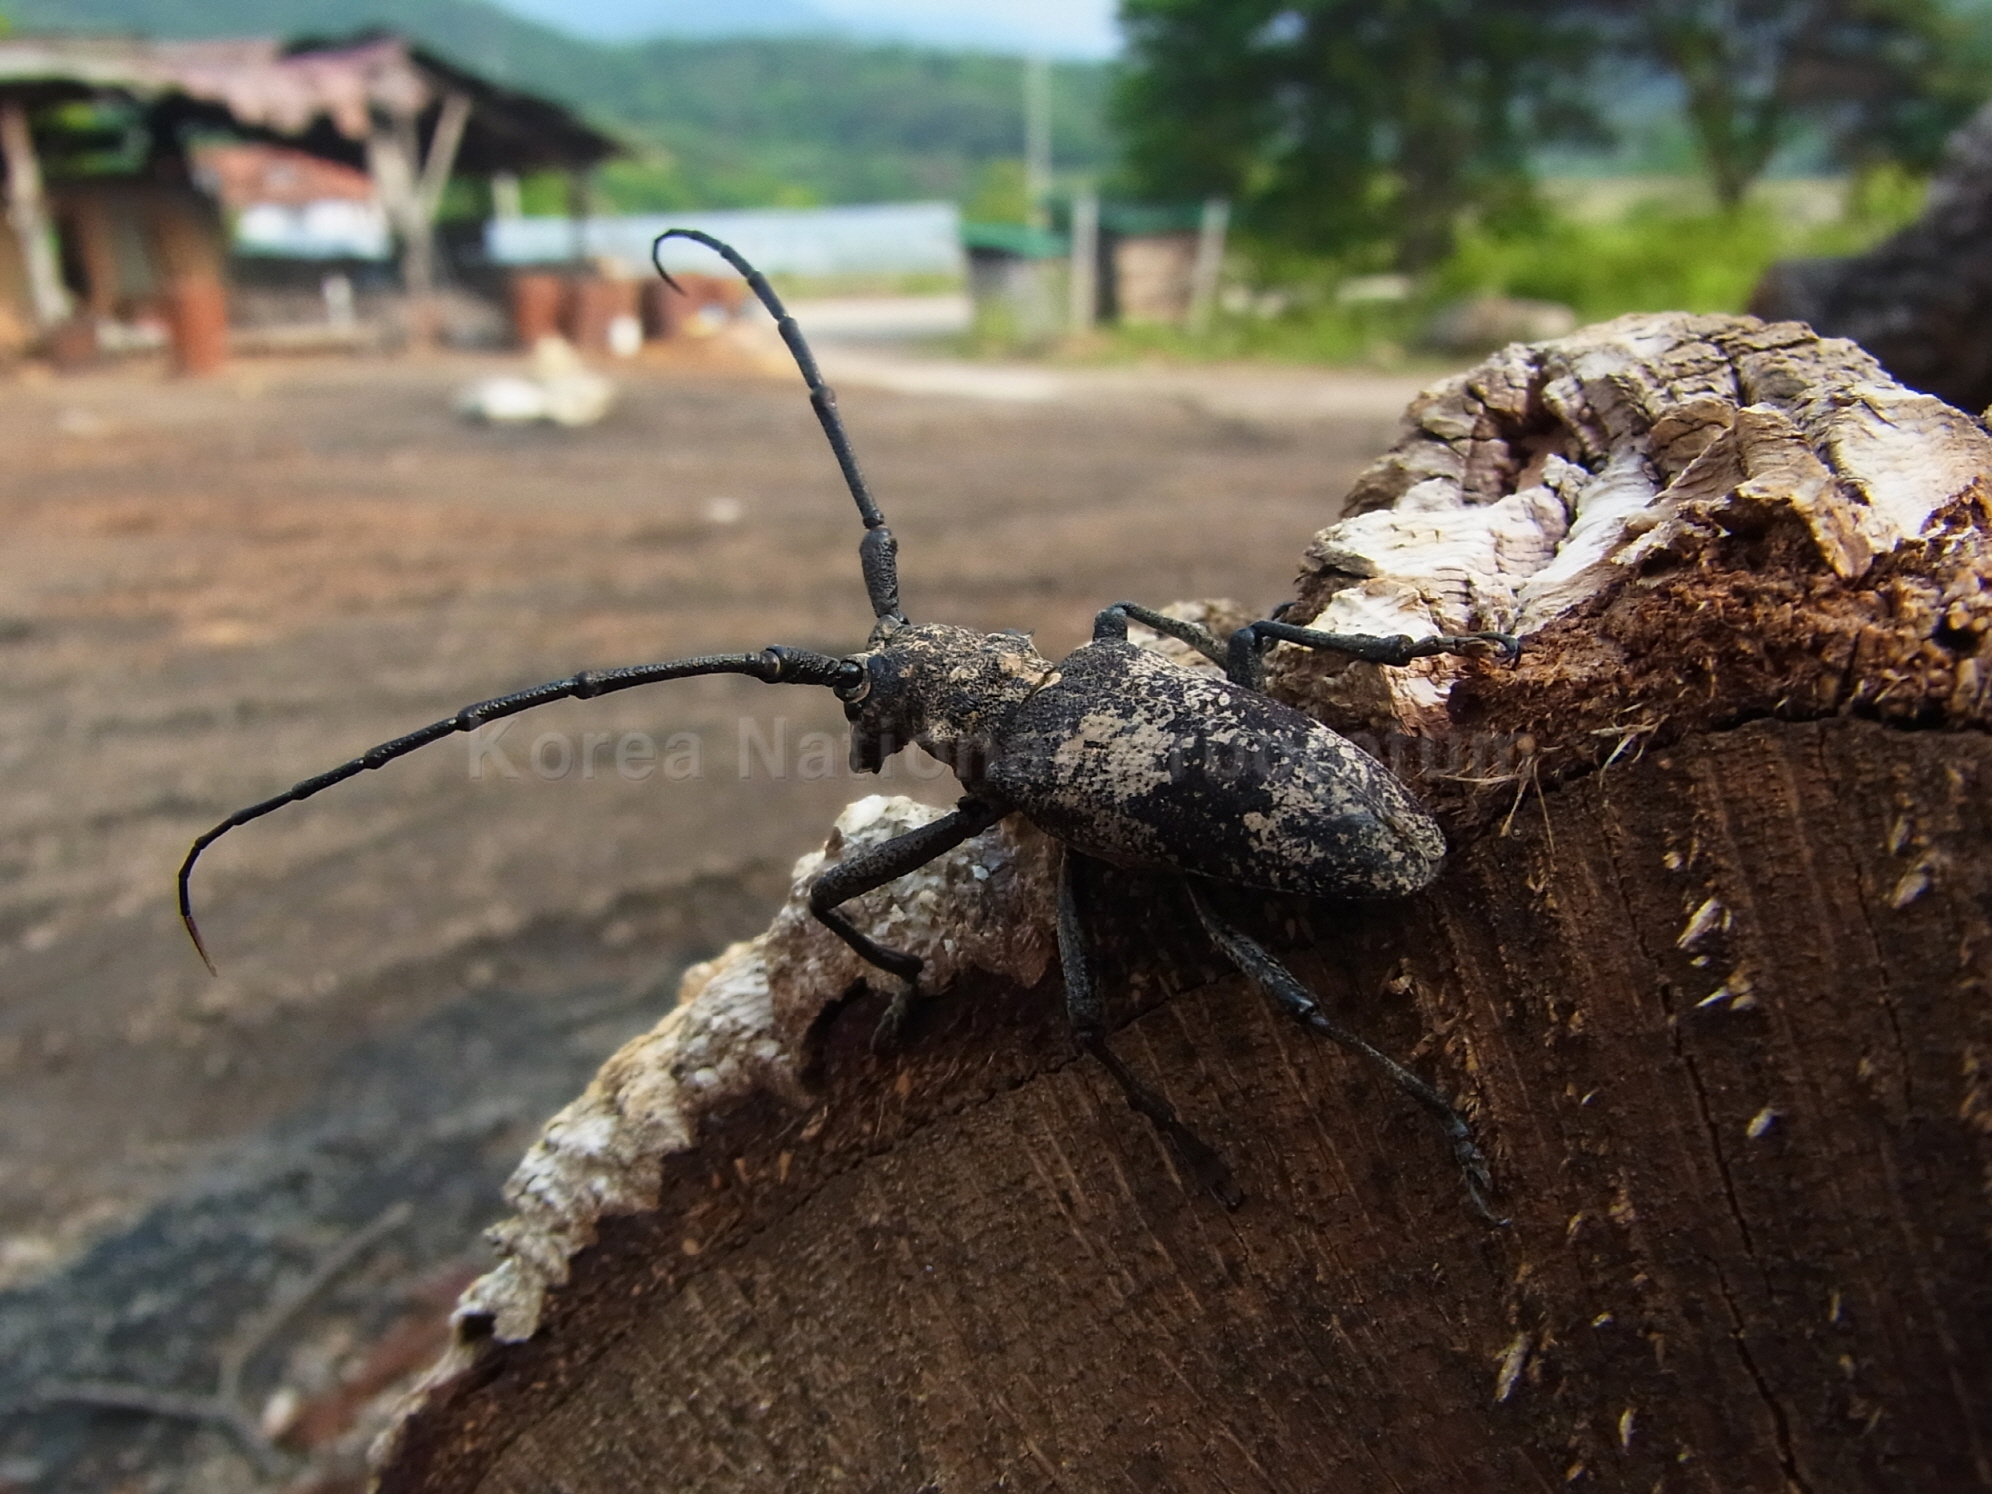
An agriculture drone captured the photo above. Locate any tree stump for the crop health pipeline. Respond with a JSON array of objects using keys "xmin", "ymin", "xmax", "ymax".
[{"xmin": 374, "ymin": 316, "xmax": 1992, "ymax": 1493}]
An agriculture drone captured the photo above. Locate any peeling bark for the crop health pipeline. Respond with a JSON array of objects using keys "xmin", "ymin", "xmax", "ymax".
[{"xmin": 374, "ymin": 317, "xmax": 1992, "ymax": 1494}]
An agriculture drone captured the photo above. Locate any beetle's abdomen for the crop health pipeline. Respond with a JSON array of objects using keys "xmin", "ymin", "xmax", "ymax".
[{"xmin": 978, "ymin": 641, "xmax": 1444, "ymax": 897}]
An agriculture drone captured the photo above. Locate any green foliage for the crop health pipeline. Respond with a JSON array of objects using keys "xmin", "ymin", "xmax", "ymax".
[
  {"xmin": 964, "ymin": 159, "xmax": 1032, "ymax": 226},
  {"xmin": 1093, "ymin": 178, "xmax": 1930, "ymax": 367},
  {"xmin": 1114, "ymin": 0, "xmax": 1988, "ymax": 271},
  {"xmin": 1442, "ymin": 208, "xmax": 1794, "ymax": 320},
  {"xmin": 1114, "ymin": 0, "xmax": 1605, "ymax": 270},
  {"xmin": 1613, "ymin": 0, "xmax": 1988, "ymax": 208},
  {"xmin": 598, "ymin": 40, "xmax": 1110, "ymax": 207},
  {"xmin": 32, "ymin": 97, "xmax": 150, "ymax": 178}
]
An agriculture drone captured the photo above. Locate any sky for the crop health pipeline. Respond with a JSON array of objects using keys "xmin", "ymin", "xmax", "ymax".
[{"xmin": 485, "ymin": 0, "xmax": 1124, "ymax": 57}]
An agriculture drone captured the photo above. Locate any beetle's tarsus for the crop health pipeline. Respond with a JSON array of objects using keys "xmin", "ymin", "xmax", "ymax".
[
  {"xmin": 1059, "ymin": 854, "xmax": 1243, "ymax": 1205},
  {"xmin": 1433, "ymin": 630, "xmax": 1523, "ymax": 665},
  {"xmin": 1227, "ymin": 617, "xmax": 1525, "ymax": 685},
  {"xmin": 1080, "ymin": 1030, "xmax": 1242, "ymax": 1207},
  {"xmin": 806, "ymin": 799, "xmax": 1005, "ymax": 998},
  {"xmin": 1187, "ymin": 884, "xmax": 1504, "ymax": 1226},
  {"xmin": 871, "ymin": 980, "xmax": 917, "ymax": 1054}
]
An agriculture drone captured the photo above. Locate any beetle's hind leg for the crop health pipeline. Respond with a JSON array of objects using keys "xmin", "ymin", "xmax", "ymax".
[
  {"xmin": 1060, "ymin": 852, "xmax": 1241, "ymax": 1207},
  {"xmin": 1185, "ymin": 883, "xmax": 1506, "ymax": 1225},
  {"xmin": 808, "ymin": 795, "xmax": 1007, "ymax": 1049}
]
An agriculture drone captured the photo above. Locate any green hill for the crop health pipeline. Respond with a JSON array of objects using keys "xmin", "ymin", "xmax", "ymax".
[{"xmin": 8, "ymin": 0, "xmax": 1114, "ymax": 209}]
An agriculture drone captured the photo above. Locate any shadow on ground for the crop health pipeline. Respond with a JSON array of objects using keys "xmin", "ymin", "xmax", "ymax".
[{"xmin": 0, "ymin": 868, "xmax": 782, "ymax": 1494}]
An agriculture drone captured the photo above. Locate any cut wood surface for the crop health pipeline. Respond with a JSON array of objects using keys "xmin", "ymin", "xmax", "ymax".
[{"xmin": 376, "ymin": 317, "xmax": 1992, "ymax": 1493}]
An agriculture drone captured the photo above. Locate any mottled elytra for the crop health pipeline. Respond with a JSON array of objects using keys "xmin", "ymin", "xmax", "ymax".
[{"xmin": 178, "ymin": 228, "xmax": 1520, "ymax": 1222}]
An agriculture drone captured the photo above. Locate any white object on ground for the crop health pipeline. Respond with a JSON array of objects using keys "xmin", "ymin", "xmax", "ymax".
[{"xmin": 454, "ymin": 337, "xmax": 615, "ymax": 428}]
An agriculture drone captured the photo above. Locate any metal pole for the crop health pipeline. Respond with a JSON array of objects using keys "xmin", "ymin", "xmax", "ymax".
[{"xmin": 1023, "ymin": 55, "xmax": 1051, "ymax": 232}]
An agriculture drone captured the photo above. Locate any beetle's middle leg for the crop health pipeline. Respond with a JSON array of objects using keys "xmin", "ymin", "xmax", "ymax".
[
  {"xmin": 809, "ymin": 795, "xmax": 1008, "ymax": 1047},
  {"xmin": 1185, "ymin": 882, "xmax": 1506, "ymax": 1225},
  {"xmin": 1059, "ymin": 851, "xmax": 1241, "ymax": 1207}
]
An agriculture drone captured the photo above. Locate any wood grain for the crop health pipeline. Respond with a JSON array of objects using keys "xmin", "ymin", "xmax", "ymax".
[{"xmin": 381, "ymin": 717, "xmax": 1992, "ymax": 1493}]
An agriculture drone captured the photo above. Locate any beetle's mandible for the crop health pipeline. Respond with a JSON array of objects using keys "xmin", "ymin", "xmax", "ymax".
[{"xmin": 178, "ymin": 230, "xmax": 1520, "ymax": 1222}]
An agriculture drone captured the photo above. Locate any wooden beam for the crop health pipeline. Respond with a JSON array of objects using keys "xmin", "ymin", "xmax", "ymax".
[
  {"xmin": 0, "ymin": 100, "xmax": 68, "ymax": 329},
  {"xmin": 368, "ymin": 91, "xmax": 470, "ymax": 313}
]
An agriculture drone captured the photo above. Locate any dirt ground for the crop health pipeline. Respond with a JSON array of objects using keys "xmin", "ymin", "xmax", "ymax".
[{"xmin": 0, "ymin": 339, "xmax": 1424, "ymax": 1488}]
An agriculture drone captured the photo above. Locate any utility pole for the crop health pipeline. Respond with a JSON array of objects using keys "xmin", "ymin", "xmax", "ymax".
[
  {"xmin": 1068, "ymin": 186, "xmax": 1098, "ymax": 333},
  {"xmin": 1023, "ymin": 55, "xmax": 1051, "ymax": 232}
]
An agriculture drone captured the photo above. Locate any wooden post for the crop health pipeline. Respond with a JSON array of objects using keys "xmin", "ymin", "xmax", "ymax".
[
  {"xmin": 368, "ymin": 91, "xmax": 472, "ymax": 342},
  {"xmin": 1067, "ymin": 186, "xmax": 1098, "ymax": 335},
  {"xmin": 563, "ymin": 167, "xmax": 593, "ymax": 269},
  {"xmin": 1187, "ymin": 196, "xmax": 1229, "ymax": 334},
  {"xmin": 375, "ymin": 316, "xmax": 1992, "ymax": 1494},
  {"xmin": 0, "ymin": 99, "xmax": 68, "ymax": 330}
]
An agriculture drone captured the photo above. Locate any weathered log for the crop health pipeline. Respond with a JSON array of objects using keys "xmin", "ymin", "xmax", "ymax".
[{"xmin": 375, "ymin": 316, "xmax": 1992, "ymax": 1493}]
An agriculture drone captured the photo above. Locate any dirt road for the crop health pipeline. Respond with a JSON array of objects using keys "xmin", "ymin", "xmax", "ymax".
[{"xmin": 0, "ymin": 345, "xmax": 1420, "ymax": 1294}]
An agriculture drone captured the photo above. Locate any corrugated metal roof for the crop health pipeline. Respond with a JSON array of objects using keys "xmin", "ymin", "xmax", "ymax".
[
  {"xmin": 0, "ymin": 34, "xmax": 619, "ymax": 170},
  {"xmin": 0, "ymin": 36, "xmax": 421, "ymax": 137}
]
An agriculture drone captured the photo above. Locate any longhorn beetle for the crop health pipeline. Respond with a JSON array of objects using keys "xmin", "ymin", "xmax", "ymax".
[{"xmin": 178, "ymin": 230, "xmax": 1519, "ymax": 1222}]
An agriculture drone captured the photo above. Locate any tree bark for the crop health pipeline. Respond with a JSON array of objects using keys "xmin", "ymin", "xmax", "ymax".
[{"xmin": 374, "ymin": 316, "xmax": 1992, "ymax": 1493}]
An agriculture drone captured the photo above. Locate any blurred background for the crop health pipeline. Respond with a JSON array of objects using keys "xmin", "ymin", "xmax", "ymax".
[{"xmin": 1, "ymin": 1, "xmax": 1988, "ymax": 1489}]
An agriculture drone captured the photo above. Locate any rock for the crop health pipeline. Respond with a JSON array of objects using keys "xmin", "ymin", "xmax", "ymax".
[{"xmin": 1422, "ymin": 295, "xmax": 1579, "ymax": 354}]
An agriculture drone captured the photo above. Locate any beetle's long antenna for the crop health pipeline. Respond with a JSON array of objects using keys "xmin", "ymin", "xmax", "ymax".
[
  {"xmin": 178, "ymin": 647, "xmax": 861, "ymax": 973},
  {"xmin": 651, "ymin": 228, "xmax": 904, "ymax": 625}
]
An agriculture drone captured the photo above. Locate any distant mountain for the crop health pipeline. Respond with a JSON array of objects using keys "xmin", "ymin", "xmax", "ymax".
[
  {"xmin": 7, "ymin": 0, "xmax": 1115, "ymax": 210},
  {"xmin": 481, "ymin": 0, "xmax": 1117, "ymax": 57},
  {"xmin": 484, "ymin": 0, "xmax": 839, "ymax": 43},
  {"xmin": 11, "ymin": 0, "xmax": 599, "ymax": 72}
]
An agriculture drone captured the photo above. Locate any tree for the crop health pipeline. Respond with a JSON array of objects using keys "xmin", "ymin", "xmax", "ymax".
[
  {"xmin": 1611, "ymin": 0, "xmax": 1986, "ymax": 209},
  {"xmin": 1113, "ymin": 0, "xmax": 1602, "ymax": 269}
]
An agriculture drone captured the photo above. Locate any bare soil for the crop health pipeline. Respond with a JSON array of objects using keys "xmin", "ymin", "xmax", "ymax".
[{"xmin": 0, "ymin": 342, "xmax": 1423, "ymax": 1488}]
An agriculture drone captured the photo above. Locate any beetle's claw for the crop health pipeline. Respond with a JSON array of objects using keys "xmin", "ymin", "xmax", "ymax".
[
  {"xmin": 870, "ymin": 978, "xmax": 918, "ymax": 1054},
  {"xmin": 1456, "ymin": 1140, "xmax": 1509, "ymax": 1227},
  {"xmin": 1458, "ymin": 630, "xmax": 1523, "ymax": 665},
  {"xmin": 1170, "ymin": 1126, "xmax": 1243, "ymax": 1210}
]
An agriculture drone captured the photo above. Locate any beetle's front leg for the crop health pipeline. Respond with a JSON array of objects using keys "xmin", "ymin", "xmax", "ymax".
[
  {"xmin": 1226, "ymin": 618, "xmax": 1521, "ymax": 689},
  {"xmin": 808, "ymin": 795, "xmax": 1008, "ymax": 1048},
  {"xmin": 1059, "ymin": 851, "xmax": 1241, "ymax": 1207},
  {"xmin": 1185, "ymin": 882, "xmax": 1507, "ymax": 1225}
]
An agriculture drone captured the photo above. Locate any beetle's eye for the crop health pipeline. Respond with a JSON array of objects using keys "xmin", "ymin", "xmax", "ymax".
[
  {"xmin": 835, "ymin": 654, "xmax": 883, "ymax": 706},
  {"xmin": 832, "ymin": 655, "xmax": 871, "ymax": 703}
]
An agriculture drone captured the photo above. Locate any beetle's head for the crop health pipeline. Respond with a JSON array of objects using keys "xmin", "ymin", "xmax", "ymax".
[{"xmin": 838, "ymin": 621, "xmax": 1052, "ymax": 778}]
